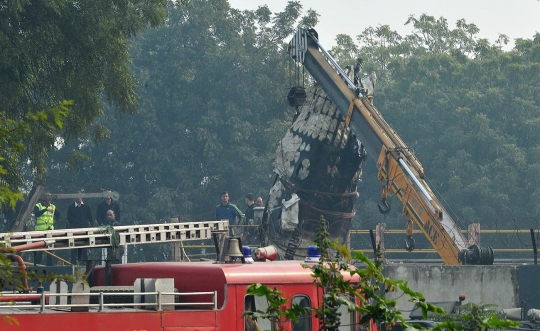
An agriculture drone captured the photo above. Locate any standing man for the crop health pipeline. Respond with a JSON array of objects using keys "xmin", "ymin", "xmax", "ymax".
[
  {"xmin": 67, "ymin": 197, "xmax": 95, "ymax": 228},
  {"xmin": 244, "ymin": 193, "xmax": 256, "ymax": 223},
  {"xmin": 105, "ymin": 210, "xmax": 120, "ymax": 226},
  {"xmin": 34, "ymin": 193, "xmax": 60, "ymax": 231},
  {"xmin": 104, "ymin": 210, "xmax": 123, "ymax": 263},
  {"xmin": 34, "ymin": 192, "xmax": 60, "ymax": 265},
  {"xmin": 243, "ymin": 193, "xmax": 256, "ymax": 242},
  {"xmin": 96, "ymin": 189, "xmax": 121, "ymax": 226},
  {"xmin": 256, "ymin": 197, "xmax": 264, "ymax": 207},
  {"xmin": 215, "ymin": 191, "xmax": 244, "ymax": 235},
  {"xmin": 67, "ymin": 196, "xmax": 96, "ymax": 264}
]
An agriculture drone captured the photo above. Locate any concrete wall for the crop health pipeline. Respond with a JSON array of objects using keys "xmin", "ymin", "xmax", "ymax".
[{"xmin": 384, "ymin": 264, "xmax": 522, "ymax": 313}]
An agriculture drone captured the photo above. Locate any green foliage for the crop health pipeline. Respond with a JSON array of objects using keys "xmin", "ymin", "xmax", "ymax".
[
  {"xmin": 0, "ymin": 101, "xmax": 71, "ymax": 207},
  {"xmin": 0, "ymin": 0, "xmax": 168, "ymax": 183},
  {"xmin": 311, "ymin": 216, "xmax": 348, "ymax": 330},
  {"xmin": 0, "ymin": 100, "xmax": 76, "ymax": 302},
  {"xmin": 245, "ymin": 216, "xmax": 443, "ymax": 330},
  {"xmin": 100, "ymin": 225, "xmax": 119, "ymax": 248},
  {"xmin": 315, "ymin": 215, "xmax": 332, "ymax": 261},
  {"xmin": 244, "ymin": 283, "xmax": 312, "ymax": 331},
  {"xmin": 0, "ymin": 251, "xmax": 24, "ymax": 291},
  {"xmin": 432, "ymin": 302, "xmax": 520, "ymax": 331}
]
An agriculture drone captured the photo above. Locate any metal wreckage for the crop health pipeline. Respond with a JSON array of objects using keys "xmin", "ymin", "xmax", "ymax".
[{"xmin": 262, "ymin": 69, "xmax": 368, "ymax": 260}]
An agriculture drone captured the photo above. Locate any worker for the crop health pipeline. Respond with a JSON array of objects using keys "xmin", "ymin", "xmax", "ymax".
[
  {"xmin": 104, "ymin": 210, "xmax": 123, "ymax": 263},
  {"xmin": 215, "ymin": 191, "xmax": 244, "ymax": 236},
  {"xmin": 67, "ymin": 196, "xmax": 96, "ymax": 228},
  {"xmin": 34, "ymin": 192, "xmax": 60, "ymax": 265},
  {"xmin": 67, "ymin": 196, "xmax": 96, "ymax": 264},
  {"xmin": 105, "ymin": 210, "xmax": 120, "ymax": 226},
  {"xmin": 243, "ymin": 193, "xmax": 256, "ymax": 242},
  {"xmin": 34, "ymin": 192, "xmax": 60, "ymax": 231},
  {"xmin": 256, "ymin": 197, "xmax": 263, "ymax": 207},
  {"xmin": 96, "ymin": 189, "xmax": 121, "ymax": 225},
  {"xmin": 244, "ymin": 193, "xmax": 256, "ymax": 222}
]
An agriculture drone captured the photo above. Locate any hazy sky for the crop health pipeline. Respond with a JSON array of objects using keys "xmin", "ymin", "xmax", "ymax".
[{"xmin": 228, "ymin": 0, "xmax": 540, "ymax": 49}]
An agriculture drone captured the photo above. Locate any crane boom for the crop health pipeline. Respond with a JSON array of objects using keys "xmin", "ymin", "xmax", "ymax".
[{"xmin": 289, "ymin": 28, "xmax": 493, "ymax": 265}]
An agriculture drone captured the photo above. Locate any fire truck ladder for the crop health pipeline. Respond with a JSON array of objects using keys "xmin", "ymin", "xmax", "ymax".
[{"xmin": 0, "ymin": 221, "xmax": 229, "ymax": 252}]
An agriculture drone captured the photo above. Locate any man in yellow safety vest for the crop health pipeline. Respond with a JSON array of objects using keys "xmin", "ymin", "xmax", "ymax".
[{"xmin": 34, "ymin": 192, "xmax": 60, "ymax": 265}]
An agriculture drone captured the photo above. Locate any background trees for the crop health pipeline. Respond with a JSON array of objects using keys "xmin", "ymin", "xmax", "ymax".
[
  {"xmin": 0, "ymin": 0, "xmax": 167, "ymax": 197},
  {"xmin": 46, "ymin": 0, "xmax": 317, "ymax": 226}
]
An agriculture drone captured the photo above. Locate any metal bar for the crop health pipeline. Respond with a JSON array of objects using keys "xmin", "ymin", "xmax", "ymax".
[
  {"xmin": 398, "ymin": 158, "xmax": 433, "ymax": 204},
  {"xmin": 369, "ymin": 229, "xmax": 377, "ymax": 256},
  {"xmin": 349, "ymin": 229, "xmax": 538, "ymax": 234},
  {"xmin": 13, "ymin": 184, "xmax": 45, "ymax": 232},
  {"xmin": 0, "ymin": 290, "xmax": 218, "ymax": 312},
  {"xmin": 306, "ymin": 29, "xmax": 356, "ymax": 90},
  {"xmin": 352, "ymin": 249, "xmax": 438, "ymax": 253},
  {"xmin": 50, "ymin": 192, "xmax": 120, "ymax": 200},
  {"xmin": 353, "ymin": 248, "xmax": 538, "ymax": 253},
  {"xmin": 40, "ymin": 291, "xmax": 45, "ymax": 313},
  {"xmin": 531, "ymin": 228, "xmax": 537, "ymax": 265},
  {"xmin": 183, "ymin": 245, "xmax": 216, "ymax": 249},
  {"xmin": 44, "ymin": 250, "xmax": 71, "ymax": 265},
  {"xmin": 2, "ymin": 301, "xmax": 216, "ymax": 310}
]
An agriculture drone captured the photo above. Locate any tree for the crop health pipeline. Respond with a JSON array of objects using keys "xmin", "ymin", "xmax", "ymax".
[
  {"xmin": 0, "ymin": 0, "xmax": 167, "ymax": 189},
  {"xmin": 433, "ymin": 302, "xmax": 518, "ymax": 331},
  {"xmin": 0, "ymin": 102, "xmax": 70, "ymax": 208},
  {"xmin": 1, "ymin": 0, "xmax": 168, "ymax": 314},
  {"xmin": 0, "ymin": 102, "xmax": 76, "ymax": 326}
]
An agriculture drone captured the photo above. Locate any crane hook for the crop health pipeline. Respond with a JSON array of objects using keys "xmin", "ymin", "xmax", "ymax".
[
  {"xmin": 405, "ymin": 236, "xmax": 416, "ymax": 252},
  {"xmin": 377, "ymin": 198, "xmax": 391, "ymax": 214}
]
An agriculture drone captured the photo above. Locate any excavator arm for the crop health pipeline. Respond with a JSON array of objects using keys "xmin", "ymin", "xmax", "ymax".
[{"xmin": 288, "ymin": 28, "xmax": 493, "ymax": 265}]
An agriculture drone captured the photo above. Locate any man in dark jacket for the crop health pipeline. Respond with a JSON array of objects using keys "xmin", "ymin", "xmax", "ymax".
[
  {"xmin": 96, "ymin": 189, "xmax": 121, "ymax": 226},
  {"xmin": 243, "ymin": 193, "xmax": 257, "ymax": 242},
  {"xmin": 67, "ymin": 197, "xmax": 95, "ymax": 228},
  {"xmin": 244, "ymin": 193, "xmax": 256, "ymax": 222},
  {"xmin": 67, "ymin": 197, "xmax": 96, "ymax": 264}
]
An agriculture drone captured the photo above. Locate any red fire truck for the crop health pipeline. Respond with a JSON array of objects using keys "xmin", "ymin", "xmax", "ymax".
[
  {"xmin": 1, "ymin": 259, "xmax": 368, "ymax": 331},
  {"xmin": 0, "ymin": 220, "xmax": 373, "ymax": 330}
]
